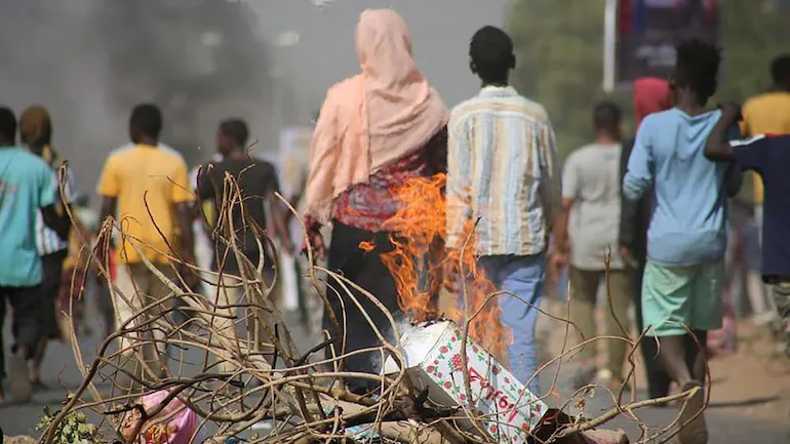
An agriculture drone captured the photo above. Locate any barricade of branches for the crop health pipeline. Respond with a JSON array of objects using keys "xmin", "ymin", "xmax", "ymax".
[{"xmin": 38, "ymin": 170, "xmax": 709, "ymax": 444}]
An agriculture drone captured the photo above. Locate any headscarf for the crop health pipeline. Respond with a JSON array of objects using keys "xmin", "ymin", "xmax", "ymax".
[
  {"xmin": 19, "ymin": 105, "xmax": 56, "ymax": 164},
  {"xmin": 305, "ymin": 9, "xmax": 448, "ymax": 223},
  {"xmin": 133, "ymin": 390, "xmax": 200, "ymax": 444},
  {"xmin": 633, "ymin": 77, "xmax": 672, "ymax": 127},
  {"xmin": 20, "ymin": 105, "xmax": 52, "ymax": 146}
]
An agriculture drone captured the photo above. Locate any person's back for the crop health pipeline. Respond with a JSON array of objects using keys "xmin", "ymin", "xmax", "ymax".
[
  {"xmin": 100, "ymin": 143, "xmax": 190, "ymax": 263},
  {"xmin": 0, "ymin": 107, "xmax": 59, "ymax": 402},
  {"xmin": 563, "ymin": 142, "xmax": 623, "ymax": 269},
  {"xmin": 199, "ymin": 156, "xmax": 279, "ymax": 271},
  {"xmin": 741, "ymin": 54, "xmax": 790, "ymax": 207},
  {"xmin": 446, "ymin": 26, "xmax": 559, "ymax": 396},
  {"xmin": 625, "ymin": 108, "xmax": 728, "ymax": 265},
  {"xmin": 742, "ymin": 91, "xmax": 790, "ymax": 135},
  {"xmin": 448, "ymin": 89, "xmax": 558, "ymax": 255},
  {"xmin": 706, "ymin": 105, "xmax": 790, "ymax": 357},
  {"xmin": 0, "ymin": 146, "xmax": 56, "ymax": 286}
]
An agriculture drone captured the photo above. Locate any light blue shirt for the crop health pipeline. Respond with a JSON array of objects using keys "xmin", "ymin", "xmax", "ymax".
[
  {"xmin": 623, "ymin": 108, "xmax": 728, "ymax": 266},
  {"xmin": 0, "ymin": 147, "xmax": 57, "ymax": 286}
]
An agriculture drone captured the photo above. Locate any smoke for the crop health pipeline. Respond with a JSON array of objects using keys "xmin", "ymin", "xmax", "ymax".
[{"xmin": 0, "ymin": 0, "xmax": 273, "ymax": 197}]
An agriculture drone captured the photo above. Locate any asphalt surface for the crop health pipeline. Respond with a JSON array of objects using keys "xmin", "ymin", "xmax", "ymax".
[{"xmin": 1, "ymin": 306, "xmax": 788, "ymax": 443}]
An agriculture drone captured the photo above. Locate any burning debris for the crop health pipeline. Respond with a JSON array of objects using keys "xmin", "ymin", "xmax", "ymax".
[
  {"xmin": 384, "ymin": 320, "xmax": 547, "ymax": 442},
  {"xmin": 34, "ymin": 176, "xmax": 700, "ymax": 444}
]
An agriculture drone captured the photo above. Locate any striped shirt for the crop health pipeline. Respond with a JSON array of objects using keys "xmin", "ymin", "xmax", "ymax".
[
  {"xmin": 446, "ymin": 86, "xmax": 560, "ymax": 256},
  {"xmin": 36, "ymin": 163, "xmax": 75, "ymax": 255}
]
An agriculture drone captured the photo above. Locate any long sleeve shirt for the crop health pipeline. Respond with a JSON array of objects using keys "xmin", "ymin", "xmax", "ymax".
[{"xmin": 446, "ymin": 86, "xmax": 560, "ymax": 257}]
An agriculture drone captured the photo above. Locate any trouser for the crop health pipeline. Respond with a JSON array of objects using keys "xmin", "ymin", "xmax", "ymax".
[
  {"xmin": 324, "ymin": 222, "xmax": 400, "ymax": 395},
  {"xmin": 0, "ymin": 285, "xmax": 42, "ymax": 381},
  {"xmin": 568, "ymin": 267, "xmax": 633, "ymax": 380},
  {"xmin": 112, "ymin": 262, "xmax": 177, "ymax": 388},
  {"xmin": 40, "ymin": 250, "xmax": 68, "ymax": 339},
  {"xmin": 295, "ymin": 256, "xmax": 324, "ymax": 335},
  {"xmin": 632, "ymin": 263, "xmax": 671, "ymax": 398},
  {"xmin": 772, "ymin": 282, "xmax": 790, "ymax": 354},
  {"xmin": 204, "ymin": 268, "xmax": 275, "ymax": 373},
  {"xmin": 479, "ymin": 254, "xmax": 545, "ymax": 395}
]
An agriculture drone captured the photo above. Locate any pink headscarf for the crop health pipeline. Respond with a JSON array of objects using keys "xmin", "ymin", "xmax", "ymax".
[
  {"xmin": 137, "ymin": 391, "xmax": 199, "ymax": 444},
  {"xmin": 305, "ymin": 9, "xmax": 448, "ymax": 223},
  {"xmin": 633, "ymin": 77, "xmax": 673, "ymax": 127}
]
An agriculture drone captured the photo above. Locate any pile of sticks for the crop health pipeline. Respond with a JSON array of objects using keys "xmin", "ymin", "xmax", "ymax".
[{"xmin": 38, "ymin": 176, "xmax": 706, "ymax": 443}]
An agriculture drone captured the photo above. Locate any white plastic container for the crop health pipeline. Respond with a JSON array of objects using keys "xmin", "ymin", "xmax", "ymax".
[{"xmin": 384, "ymin": 320, "xmax": 547, "ymax": 442}]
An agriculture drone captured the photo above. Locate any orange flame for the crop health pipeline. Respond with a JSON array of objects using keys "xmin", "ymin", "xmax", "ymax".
[
  {"xmin": 380, "ymin": 173, "xmax": 511, "ymax": 362},
  {"xmin": 358, "ymin": 241, "xmax": 376, "ymax": 253}
]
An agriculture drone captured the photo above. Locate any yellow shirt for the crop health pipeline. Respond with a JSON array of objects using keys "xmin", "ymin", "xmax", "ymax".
[
  {"xmin": 741, "ymin": 92, "xmax": 790, "ymax": 204},
  {"xmin": 97, "ymin": 144, "xmax": 193, "ymax": 264}
]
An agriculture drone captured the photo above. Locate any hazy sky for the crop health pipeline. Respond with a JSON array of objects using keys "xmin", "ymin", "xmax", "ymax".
[
  {"xmin": 0, "ymin": 0, "xmax": 510, "ymax": 193},
  {"xmin": 252, "ymin": 0, "xmax": 511, "ymax": 128}
]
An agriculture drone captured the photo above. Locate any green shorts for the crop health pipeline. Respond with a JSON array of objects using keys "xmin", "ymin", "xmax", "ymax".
[{"xmin": 642, "ymin": 260, "xmax": 724, "ymax": 336}]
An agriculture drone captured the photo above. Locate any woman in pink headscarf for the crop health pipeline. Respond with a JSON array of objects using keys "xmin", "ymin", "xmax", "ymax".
[{"xmin": 304, "ymin": 9, "xmax": 448, "ymax": 394}]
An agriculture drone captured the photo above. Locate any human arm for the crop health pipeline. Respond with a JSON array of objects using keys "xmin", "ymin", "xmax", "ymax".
[
  {"xmin": 171, "ymin": 162, "xmax": 196, "ymax": 267},
  {"xmin": 95, "ymin": 195, "xmax": 117, "ymax": 269},
  {"xmin": 622, "ymin": 121, "xmax": 654, "ymax": 201},
  {"xmin": 550, "ymin": 198, "xmax": 574, "ymax": 275},
  {"xmin": 264, "ymin": 166, "xmax": 295, "ymax": 255},
  {"xmin": 540, "ymin": 122, "xmax": 562, "ymax": 230},
  {"xmin": 617, "ymin": 141, "xmax": 642, "ymax": 265},
  {"xmin": 444, "ymin": 115, "xmax": 473, "ymax": 291},
  {"xmin": 704, "ymin": 103, "xmax": 741, "ymax": 162},
  {"xmin": 302, "ymin": 92, "xmax": 340, "ymax": 258},
  {"xmin": 551, "ymin": 150, "xmax": 579, "ymax": 271}
]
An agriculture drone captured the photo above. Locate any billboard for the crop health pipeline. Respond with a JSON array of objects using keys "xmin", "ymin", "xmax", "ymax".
[{"xmin": 615, "ymin": 0, "xmax": 719, "ymax": 85}]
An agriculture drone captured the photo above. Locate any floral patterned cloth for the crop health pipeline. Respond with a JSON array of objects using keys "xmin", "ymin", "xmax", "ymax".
[{"xmin": 331, "ymin": 127, "xmax": 447, "ymax": 232}]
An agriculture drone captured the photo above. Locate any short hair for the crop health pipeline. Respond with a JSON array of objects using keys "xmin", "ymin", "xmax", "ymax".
[
  {"xmin": 470, "ymin": 26, "xmax": 515, "ymax": 81},
  {"xmin": 593, "ymin": 101, "xmax": 622, "ymax": 132},
  {"xmin": 129, "ymin": 103, "xmax": 162, "ymax": 139},
  {"xmin": 674, "ymin": 39, "xmax": 721, "ymax": 105},
  {"xmin": 0, "ymin": 107, "xmax": 16, "ymax": 143},
  {"xmin": 771, "ymin": 54, "xmax": 790, "ymax": 86},
  {"xmin": 219, "ymin": 119, "xmax": 249, "ymax": 148}
]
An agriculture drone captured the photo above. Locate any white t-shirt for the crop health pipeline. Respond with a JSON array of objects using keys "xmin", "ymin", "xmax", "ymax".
[{"xmin": 562, "ymin": 143, "xmax": 624, "ymax": 270}]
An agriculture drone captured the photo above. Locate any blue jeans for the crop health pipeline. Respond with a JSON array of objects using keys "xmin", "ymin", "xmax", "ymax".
[{"xmin": 479, "ymin": 254, "xmax": 545, "ymax": 394}]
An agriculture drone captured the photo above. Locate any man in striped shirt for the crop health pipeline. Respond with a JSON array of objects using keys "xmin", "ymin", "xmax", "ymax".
[{"xmin": 446, "ymin": 26, "xmax": 561, "ymax": 394}]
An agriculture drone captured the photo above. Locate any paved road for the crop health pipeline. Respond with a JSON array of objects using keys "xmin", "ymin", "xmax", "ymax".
[{"xmin": 2, "ymin": 310, "xmax": 788, "ymax": 443}]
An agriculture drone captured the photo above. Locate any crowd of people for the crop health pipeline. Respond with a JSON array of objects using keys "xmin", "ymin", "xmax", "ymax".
[{"xmin": 1, "ymin": 8, "xmax": 788, "ymax": 444}]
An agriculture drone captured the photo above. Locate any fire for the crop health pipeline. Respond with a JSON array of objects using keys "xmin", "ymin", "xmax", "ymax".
[
  {"xmin": 358, "ymin": 240, "xmax": 376, "ymax": 253},
  {"xmin": 373, "ymin": 173, "xmax": 511, "ymax": 362}
]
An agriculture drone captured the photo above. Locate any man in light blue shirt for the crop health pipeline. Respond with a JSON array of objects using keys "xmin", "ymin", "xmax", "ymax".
[
  {"xmin": 0, "ymin": 107, "xmax": 68, "ymax": 402},
  {"xmin": 623, "ymin": 40, "xmax": 729, "ymax": 444}
]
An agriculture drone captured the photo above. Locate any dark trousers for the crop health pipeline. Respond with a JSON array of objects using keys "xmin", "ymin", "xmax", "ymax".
[
  {"xmin": 0, "ymin": 285, "xmax": 43, "ymax": 381},
  {"xmin": 323, "ymin": 222, "xmax": 400, "ymax": 394},
  {"xmin": 633, "ymin": 264, "xmax": 671, "ymax": 398},
  {"xmin": 40, "ymin": 250, "xmax": 67, "ymax": 339}
]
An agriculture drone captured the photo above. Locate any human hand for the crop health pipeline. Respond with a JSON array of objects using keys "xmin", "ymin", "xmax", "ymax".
[
  {"xmin": 178, "ymin": 254, "xmax": 201, "ymax": 290},
  {"xmin": 718, "ymin": 102, "xmax": 741, "ymax": 122},
  {"xmin": 303, "ymin": 227, "xmax": 326, "ymax": 260},
  {"xmin": 619, "ymin": 245, "xmax": 639, "ymax": 269},
  {"xmin": 548, "ymin": 251, "xmax": 568, "ymax": 282},
  {"xmin": 443, "ymin": 257, "xmax": 462, "ymax": 294},
  {"xmin": 281, "ymin": 237, "xmax": 296, "ymax": 256}
]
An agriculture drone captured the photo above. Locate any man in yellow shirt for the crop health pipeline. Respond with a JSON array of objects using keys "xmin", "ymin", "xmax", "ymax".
[
  {"xmin": 740, "ymin": 54, "xmax": 790, "ymax": 323},
  {"xmin": 97, "ymin": 104, "xmax": 194, "ymax": 385}
]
